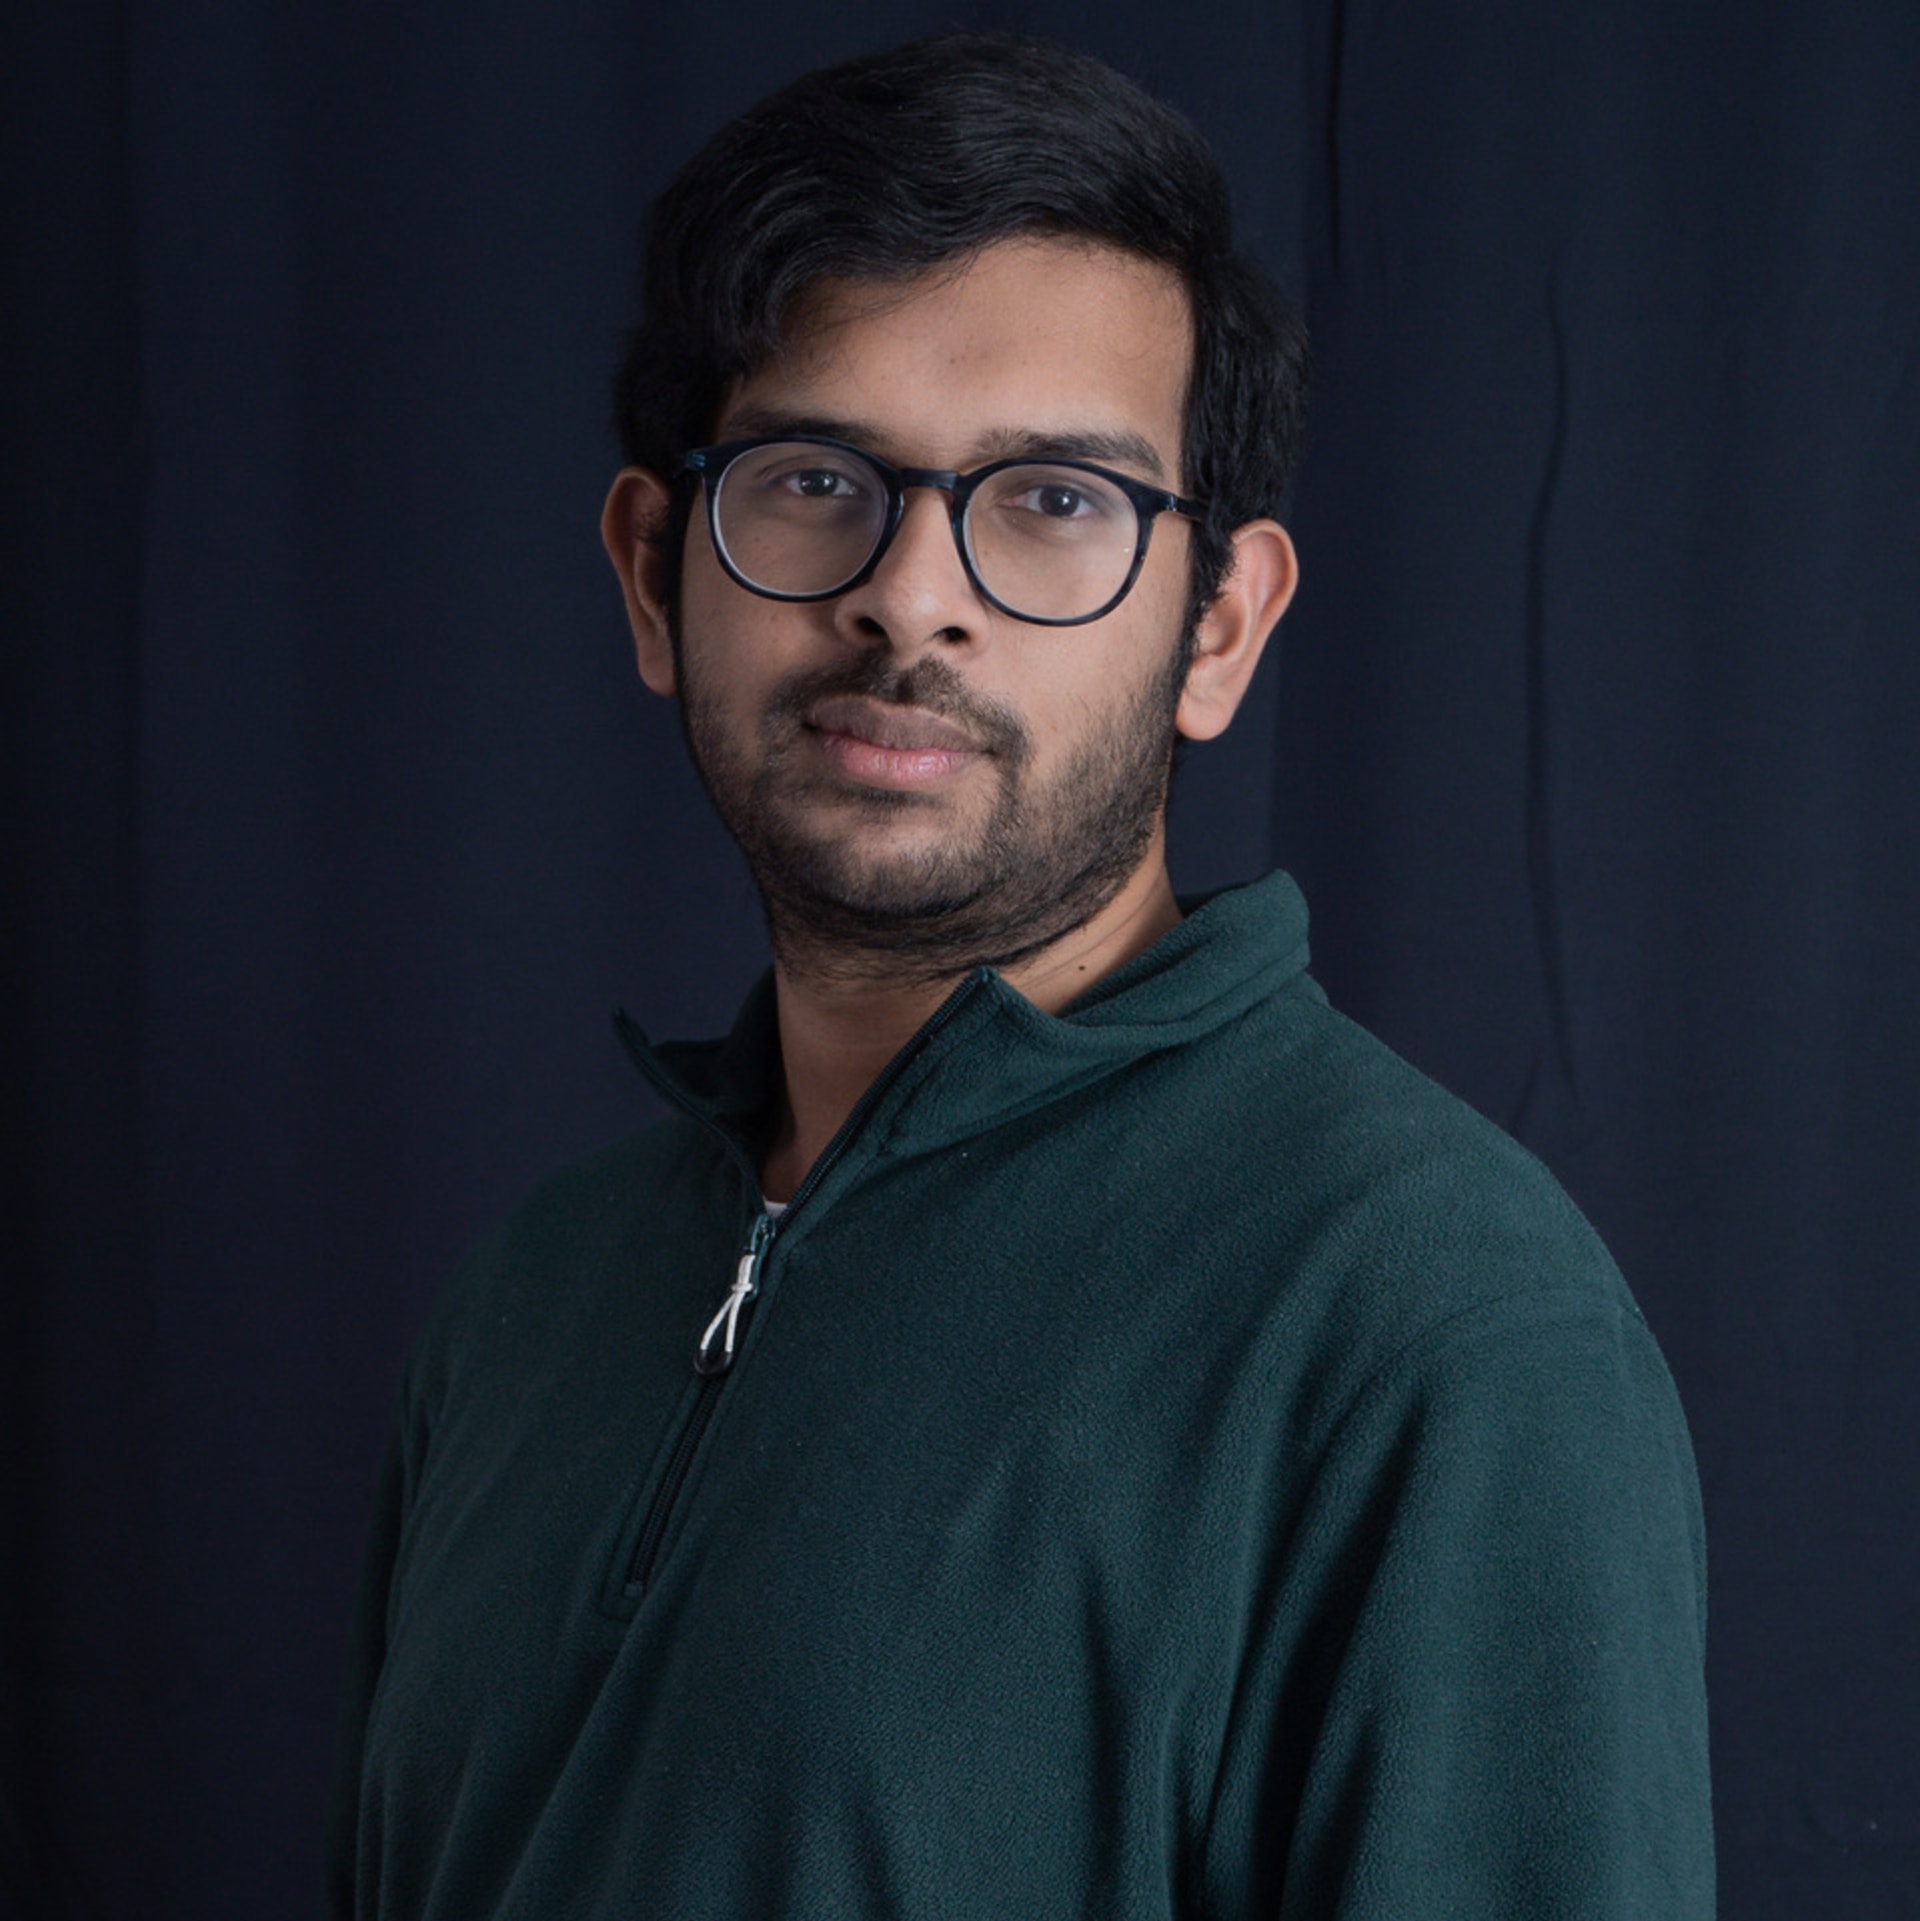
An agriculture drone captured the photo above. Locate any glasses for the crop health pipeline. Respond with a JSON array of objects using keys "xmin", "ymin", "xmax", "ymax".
[{"xmin": 679, "ymin": 436, "xmax": 1205, "ymax": 627}]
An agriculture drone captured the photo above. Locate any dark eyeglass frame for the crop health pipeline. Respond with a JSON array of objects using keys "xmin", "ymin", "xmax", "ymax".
[{"xmin": 677, "ymin": 435, "xmax": 1207, "ymax": 627}]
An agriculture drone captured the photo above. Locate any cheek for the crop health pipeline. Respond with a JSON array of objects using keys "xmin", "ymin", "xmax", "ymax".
[
  {"xmin": 677, "ymin": 546, "xmax": 796, "ymax": 693},
  {"xmin": 1008, "ymin": 646, "xmax": 1180, "ymax": 772},
  {"xmin": 677, "ymin": 523, "xmax": 737, "ymax": 637},
  {"xmin": 1076, "ymin": 577, "xmax": 1194, "ymax": 711}
]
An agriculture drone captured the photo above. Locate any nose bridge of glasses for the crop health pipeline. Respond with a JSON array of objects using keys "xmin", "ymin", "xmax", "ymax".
[
  {"xmin": 871, "ymin": 464, "xmax": 973, "ymax": 579},
  {"xmin": 890, "ymin": 463, "xmax": 969, "ymax": 520}
]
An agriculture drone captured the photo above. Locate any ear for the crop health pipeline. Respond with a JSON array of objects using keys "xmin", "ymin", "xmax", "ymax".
[
  {"xmin": 600, "ymin": 468, "xmax": 678, "ymax": 697},
  {"xmin": 1175, "ymin": 520, "xmax": 1299, "ymax": 743}
]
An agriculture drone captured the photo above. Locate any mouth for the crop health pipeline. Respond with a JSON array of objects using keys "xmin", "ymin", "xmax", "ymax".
[
  {"xmin": 805, "ymin": 695, "xmax": 985, "ymax": 755},
  {"xmin": 803, "ymin": 694, "xmax": 988, "ymax": 790}
]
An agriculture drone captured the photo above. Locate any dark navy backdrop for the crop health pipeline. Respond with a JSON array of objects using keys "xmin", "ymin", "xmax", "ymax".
[{"xmin": 5, "ymin": 3, "xmax": 1915, "ymax": 1915}]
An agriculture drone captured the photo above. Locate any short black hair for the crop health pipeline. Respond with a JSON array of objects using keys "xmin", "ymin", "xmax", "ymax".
[{"xmin": 613, "ymin": 32, "xmax": 1308, "ymax": 630}]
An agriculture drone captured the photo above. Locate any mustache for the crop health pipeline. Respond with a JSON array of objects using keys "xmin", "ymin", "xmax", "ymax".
[{"xmin": 766, "ymin": 650, "xmax": 1031, "ymax": 766}]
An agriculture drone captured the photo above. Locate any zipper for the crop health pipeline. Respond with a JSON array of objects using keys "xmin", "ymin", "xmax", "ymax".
[
  {"xmin": 680, "ymin": 967, "xmax": 990, "ymax": 1375},
  {"xmin": 622, "ymin": 1212, "xmax": 773, "ymax": 1598},
  {"xmin": 621, "ymin": 969, "xmax": 992, "ymax": 1601},
  {"xmin": 695, "ymin": 1211, "xmax": 774, "ymax": 1375},
  {"xmin": 623, "ymin": 1378, "xmax": 715, "ymax": 1599}
]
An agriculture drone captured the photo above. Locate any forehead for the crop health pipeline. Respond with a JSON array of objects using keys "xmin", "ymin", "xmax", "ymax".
[{"xmin": 718, "ymin": 237, "xmax": 1193, "ymax": 482}]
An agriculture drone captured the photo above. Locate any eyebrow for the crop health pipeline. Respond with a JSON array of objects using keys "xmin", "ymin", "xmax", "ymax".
[{"xmin": 715, "ymin": 409, "xmax": 1175, "ymax": 486}]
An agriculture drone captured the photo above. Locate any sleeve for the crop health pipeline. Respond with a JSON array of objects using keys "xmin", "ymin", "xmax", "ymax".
[
  {"xmin": 322, "ymin": 1408, "xmax": 410, "ymax": 1920},
  {"xmin": 1251, "ymin": 1288, "xmax": 1714, "ymax": 1919}
]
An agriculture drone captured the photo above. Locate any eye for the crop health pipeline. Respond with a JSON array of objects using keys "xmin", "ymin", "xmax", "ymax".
[
  {"xmin": 784, "ymin": 466, "xmax": 864, "ymax": 500},
  {"xmin": 725, "ymin": 442, "xmax": 881, "ymax": 508},
  {"xmin": 981, "ymin": 465, "xmax": 1129, "ymax": 537},
  {"xmin": 1013, "ymin": 482, "xmax": 1097, "ymax": 519}
]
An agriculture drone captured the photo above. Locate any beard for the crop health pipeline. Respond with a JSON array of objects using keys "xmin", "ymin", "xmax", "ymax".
[{"xmin": 675, "ymin": 634, "xmax": 1190, "ymax": 984}]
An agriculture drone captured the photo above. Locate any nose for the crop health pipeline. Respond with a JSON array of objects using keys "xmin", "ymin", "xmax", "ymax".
[{"xmin": 831, "ymin": 483, "xmax": 982, "ymax": 656}]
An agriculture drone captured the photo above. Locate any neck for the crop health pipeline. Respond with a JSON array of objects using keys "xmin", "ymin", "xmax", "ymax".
[{"xmin": 758, "ymin": 846, "xmax": 1182, "ymax": 1203}]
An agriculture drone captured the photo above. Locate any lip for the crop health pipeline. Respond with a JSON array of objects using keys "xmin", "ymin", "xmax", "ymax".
[
  {"xmin": 804, "ymin": 694, "xmax": 986, "ymax": 790},
  {"xmin": 806, "ymin": 695, "xmax": 984, "ymax": 755}
]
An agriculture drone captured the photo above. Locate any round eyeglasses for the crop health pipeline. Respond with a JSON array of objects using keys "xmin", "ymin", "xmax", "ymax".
[{"xmin": 679, "ymin": 436, "xmax": 1205, "ymax": 627}]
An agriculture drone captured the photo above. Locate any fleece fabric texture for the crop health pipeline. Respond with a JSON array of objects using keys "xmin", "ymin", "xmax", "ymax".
[{"xmin": 328, "ymin": 872, "xmax": 1713, "ymax": 1919}]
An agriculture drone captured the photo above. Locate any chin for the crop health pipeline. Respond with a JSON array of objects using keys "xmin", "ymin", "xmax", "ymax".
[{"xmin": 764, "ymin": 838, "xmax": 1000, "ymax": 931}]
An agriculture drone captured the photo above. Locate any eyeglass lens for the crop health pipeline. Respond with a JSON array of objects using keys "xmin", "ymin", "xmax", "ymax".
[{"xmin": 709, "ymin": 442, "xmax": 1144, "ymax": 622}]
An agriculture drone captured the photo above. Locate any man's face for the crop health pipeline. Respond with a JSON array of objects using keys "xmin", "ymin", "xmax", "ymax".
[{"xmin": 664, "ymin": 237, "xmax": 1202, "ymax": 973}]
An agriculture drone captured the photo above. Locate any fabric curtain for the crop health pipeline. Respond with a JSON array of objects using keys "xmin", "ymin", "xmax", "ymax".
[{"xmin": 4, "ymin": 2, "xmax": 1914, "ymax": 1913}]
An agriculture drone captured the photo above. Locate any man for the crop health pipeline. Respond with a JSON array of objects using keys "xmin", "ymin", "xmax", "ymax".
[{"xmin": 329, "ymin": 34, "xmax": 1712, "ymax": 1918}]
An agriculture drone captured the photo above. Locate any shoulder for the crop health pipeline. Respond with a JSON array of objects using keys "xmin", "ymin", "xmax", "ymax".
[
  {"xmin": 1158, "ymin": 979, "xmax": 1679, "ymax": 1451},
  {"xmin": 1197, "ymin": 977, "xmax": 1622, "ymax": 1305}
]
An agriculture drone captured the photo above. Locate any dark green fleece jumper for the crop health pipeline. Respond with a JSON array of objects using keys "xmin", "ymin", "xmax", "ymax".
[{"xmin": 329, "ymin": 873, "xmax": 1712, "ymax": 1918}]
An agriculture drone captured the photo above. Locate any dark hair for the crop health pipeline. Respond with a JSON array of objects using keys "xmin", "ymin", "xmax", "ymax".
[{"xmin": 613, "ymin": 33, "xmax": 1308, "ymax": 630}]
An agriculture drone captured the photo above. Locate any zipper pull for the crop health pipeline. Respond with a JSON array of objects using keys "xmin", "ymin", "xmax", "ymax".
[{"xmin": 695, "ymin": 1213, "xmax": 775, "ymax": 1376}]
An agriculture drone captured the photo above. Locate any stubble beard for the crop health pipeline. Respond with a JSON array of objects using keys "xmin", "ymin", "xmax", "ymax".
[{"xmin": 676, "ymin": 637, "xmax": 1191, "ymax": 987}]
